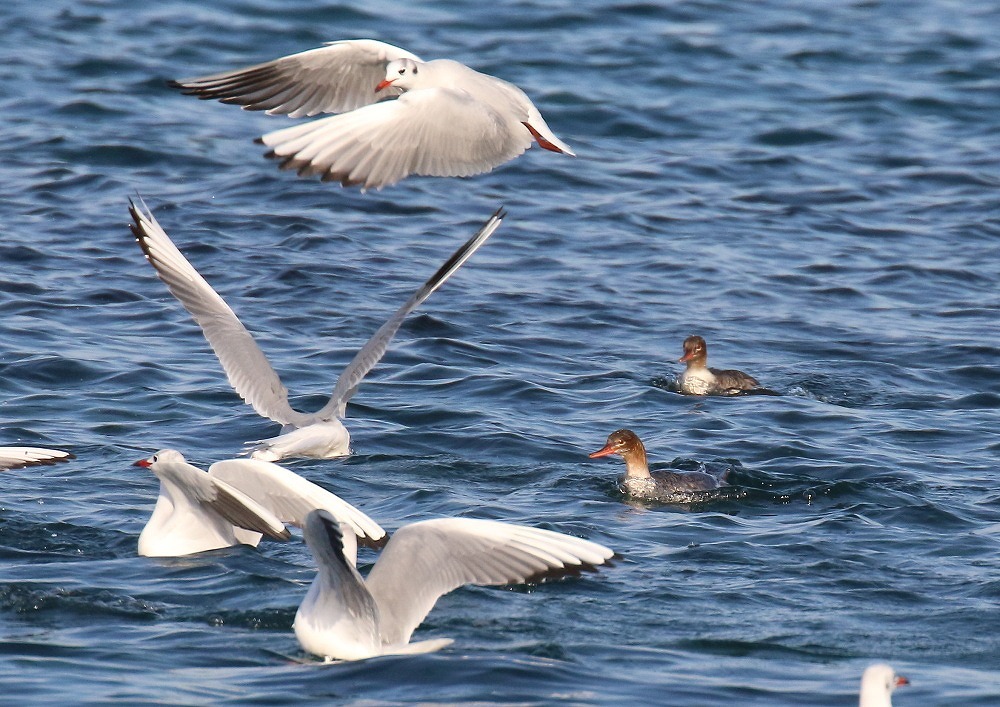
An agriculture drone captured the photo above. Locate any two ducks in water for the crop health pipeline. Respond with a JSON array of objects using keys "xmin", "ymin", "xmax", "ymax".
[
  {"xmin": 129, "ymin": 332, "xmax": 757, "ymax": 657},
  {"xmin": 589, "ymin": 335, "xmax": 764, "ymax": 501}
]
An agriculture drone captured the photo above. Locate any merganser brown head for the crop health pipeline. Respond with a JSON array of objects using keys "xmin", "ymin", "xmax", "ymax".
[
  {"xmin": 679, "ymin": 335, "xmax": 707, "ymax": 365},
  {"xmin": 589, "ymin": 429, "xmax": 652, "ymax": 479},
  {"xmin": 589, "ymin": 429, "xmax": 643, "ymax": 459}
]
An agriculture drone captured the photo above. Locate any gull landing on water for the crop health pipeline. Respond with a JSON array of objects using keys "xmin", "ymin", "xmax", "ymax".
[
  {"xmin": 134, "ymin": 450, "xmax": 385, "ymax": 558},
  {"xmin": 129, "ymin": 200, "xmax": 504, "ymax": 462},
  {"xmin": 295, "ymin": 509, "xmax": 614, "ymax": 661},
  {"xmin": 859, "ymin": 663, "xmax": 909, "ymax": 707},
  {"xmin": 0, "ymin": 447, "xmax": 74, "ymax": 471},
  {"xmin": 169, "ymin": 39, "xmax": 574, "ymax": 190}
]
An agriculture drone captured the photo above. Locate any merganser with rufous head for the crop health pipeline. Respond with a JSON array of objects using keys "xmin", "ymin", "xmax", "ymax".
[
  {"xmin": 676, "ymin": 335, "xmax": 760, "ymax": 395},
  {"xmin": 589, "ymin": 429, "xmax": 728, "ymax": 500}
]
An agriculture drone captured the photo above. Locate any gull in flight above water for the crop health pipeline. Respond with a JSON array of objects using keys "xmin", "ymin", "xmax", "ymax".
[
  {"xmin": 134, "ymin": 450, "xmax": 386, "ymax": 558},
  {"xmin": 294, "ymin": 509, "xmax": 614, "ymax": 661},
  {"xmin": 0, "ymin": 446, "xmax": 74, "ymax": 471},
  {"xmin": 129, "ymin": 199, "xmax": 503, "ymax": 461},
  {"xmin": 169, "ymin": 39, "xmax": 575, "ymax": 190}
]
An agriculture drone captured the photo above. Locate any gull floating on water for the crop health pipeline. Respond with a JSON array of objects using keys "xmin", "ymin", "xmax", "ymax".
[
  {"xmin": 859, "ymin": 663, "xmax": 909, "ymax": 707},
  {"xmin": 169, "ymin": 39, "xmax": 575, "ymax": 190},
  {"xmin": 129, "ymin": 199, "xmax": 503, "ymax": 461},
  {"xmin": 295, "ymin": 509, "xmax": 614, "ymax": 661},
  {"xmin": 589, "ymin": 429, "xmax": 729, "ymax": 500},
  {"xmin": 676, "ymin": 335, "xmax": 761, "ymax": 396},
  {"xmin": 0, "ymin": 446, "xmax": 74, "ymax": 471},
  {"xmin": 135, "ymin": 450, "xmax": 385, "ymax": 558}
]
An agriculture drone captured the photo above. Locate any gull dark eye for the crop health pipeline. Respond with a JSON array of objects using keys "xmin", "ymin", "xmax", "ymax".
[
  {"xmin": 151, "ymin": 455, "xmax": 157, "ymax": 462},
  {"xmin": 398, "ymin": 68, "xmax": 405, "ymax": 75}
]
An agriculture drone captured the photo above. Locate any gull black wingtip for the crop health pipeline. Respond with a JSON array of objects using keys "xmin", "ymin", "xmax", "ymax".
[
  {"xmin": 360, "ymin": 531, "xmax": 390, "ymax": 551},
  {"xmin": 519, "ymin": 556, "xmax": 614, "ymax": 586},
  {"xmin": 166, "ymin": 79, "xmax": 209, "ymax": 98},
  {"xmin": 5, "ymin": 451, "xmax": 77, "ymax": 470},
  {"xmin": 127, "ymin": 198, "xmax": 158, "ymax": 263},
  {"xmin": 127, "ymin": 193, "xmax": 151, "ymax": 219},
  {"xmin": 127, "ymin": 199, "xmax": 143, "ymax": 239},
  {"xmin": 314, "ymin": 510, "xmax": 356, "ymax": 569},
  {"xmin": 127, "ymin": 197, "xmax": 146, "ymax": 238},
  {"xmin": 39, "ymin": 452, "xmax": 76, "ymax": 467}
]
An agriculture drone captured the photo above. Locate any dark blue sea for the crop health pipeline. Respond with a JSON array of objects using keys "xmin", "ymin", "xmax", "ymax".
[{"xmin": 1, "ymin": 0, "xmax": 998, "ymax": 703}]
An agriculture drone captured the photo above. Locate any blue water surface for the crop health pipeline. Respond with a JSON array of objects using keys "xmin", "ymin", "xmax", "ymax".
[{"xmin": 1, "ymin": 0, "xmax": 998, "ymax": 704}]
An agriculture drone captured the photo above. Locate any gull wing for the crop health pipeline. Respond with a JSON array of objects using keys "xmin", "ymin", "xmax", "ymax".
[
  {"xmin": 259, "ymin": 88, "xmax": 532, "ymax": 190},
  {"xmin": 169, "ymin": 39, "xmax": 421, "ymax": 118},
  {"xmin": 129, "ymin": 199, "xmax": 313, "ymax": 427},
  {"xmin": 157, "ymin": 457, "xmax": 290, "ymax": 541},
  {"xmin": 314, "ymin": 208, "xmax": 503, "ymax": 420},
  {"xmin": 365, "ymin": 518, "xmax": 614, "ymax": 646},
  {"xmin": 208, "ymin": 458, "xmax": 387, "ymax": 554},
  {"xmin": 0, "ymin": 447, "xmax": 74, "ymax": 471}
]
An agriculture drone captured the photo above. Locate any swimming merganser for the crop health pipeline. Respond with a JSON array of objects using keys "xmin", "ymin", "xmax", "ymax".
[
  {"xmin": 676, "ymin": 335, "xmax": 760, "ymax": 395},
  {"xmin": 589, "ymin": 429, "xmax": 728, "ymax": 500}
]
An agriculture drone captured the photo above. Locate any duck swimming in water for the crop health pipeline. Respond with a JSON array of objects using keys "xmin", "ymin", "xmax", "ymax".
[
  {"xmin": 589, "ymin": 429, "xmax": 728, "ymax": 501},
  {"xmin": 676, "ymin": 335, "xmax": 760, "ymax": 395}
]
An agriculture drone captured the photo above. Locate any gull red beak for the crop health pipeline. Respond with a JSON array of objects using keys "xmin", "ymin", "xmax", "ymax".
[
  {"xmin": 375, "ymin": 78, "xmax": 396, "ymax": 93},
  {"xmin": 134, "ymin": 458, "xmax": 152, "ymax": 468},
  {"xmin": 895, "ymin": 675, "xmax": 909, "ymax": 688},
  {"xmin": 589, "ymin": 444, "xmax": 618, "ymax": 459}
]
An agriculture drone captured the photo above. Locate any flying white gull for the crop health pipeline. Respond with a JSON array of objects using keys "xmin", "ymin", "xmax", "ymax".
[
  {"xmin": 129, "ymin": 199, "xmax": 503, "ymax": 461},
  {"xmin": 169, "ymin": 39, "xmax": 574, "ymax": 189},
  {"xmin": 0, "ymin": 446, "xmax": 74, "ymax": 471},
  {"xmin": 294, "ymin": 509, "xmax": 614, "ymax": 661},
  {"xmin": 134, "ymin": 449, "xmax": 385, "ymax": 558}
]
